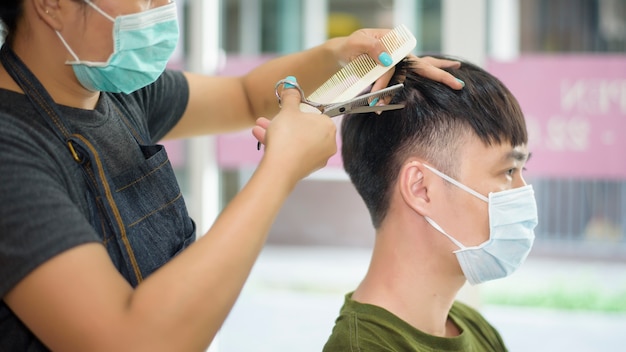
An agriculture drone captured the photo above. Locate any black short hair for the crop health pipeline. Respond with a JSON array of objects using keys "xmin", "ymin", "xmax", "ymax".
[
  {"xmin": 341, "ymin": 56, "xmax": 527, "ymax": 228},
  {"xmin": 0, "ymin": 1, "xmax": 22, "ymax": 44}
]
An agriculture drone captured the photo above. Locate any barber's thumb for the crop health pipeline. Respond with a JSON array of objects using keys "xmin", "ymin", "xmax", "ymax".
[{"xmin": 279, "ymin": 76, "xmax": 302, "ymax": 109}]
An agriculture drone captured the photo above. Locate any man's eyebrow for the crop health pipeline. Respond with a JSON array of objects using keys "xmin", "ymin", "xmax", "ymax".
[{"xmin": 506, "ymin": 150, "xmax": 532, "ymax": 162}]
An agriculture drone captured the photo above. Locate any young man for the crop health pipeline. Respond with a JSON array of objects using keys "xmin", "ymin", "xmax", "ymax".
[{"xmin": 323, "ymin": 57, "xmax": 538, "ymax": 351}]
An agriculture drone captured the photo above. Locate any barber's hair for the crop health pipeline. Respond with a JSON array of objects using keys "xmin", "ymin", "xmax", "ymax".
[
  {"xmin": 0, "ymin": 1, "xmax": 22, "ymax": 44},
  {"xmin": 341, "ymin": 56, "xmax": 527, "ymax": 228}
]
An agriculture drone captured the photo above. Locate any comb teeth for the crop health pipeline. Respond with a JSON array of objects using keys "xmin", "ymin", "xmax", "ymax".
[{"xmin": 307, "ymin": 24, "xmax": 417, "ymax": 104}]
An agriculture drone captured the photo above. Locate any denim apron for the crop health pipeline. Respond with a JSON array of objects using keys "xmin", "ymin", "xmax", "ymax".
[{"xmin": 0, "ymin": 45, "xmax": 196, "ymax": 287}]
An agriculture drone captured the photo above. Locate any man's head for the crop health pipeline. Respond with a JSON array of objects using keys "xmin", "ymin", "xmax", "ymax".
[{"xmin": 341, "ymin": 56, "xmax": 528, "ymax": 229}]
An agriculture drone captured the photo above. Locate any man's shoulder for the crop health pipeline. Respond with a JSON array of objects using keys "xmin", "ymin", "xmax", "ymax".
[
  {"xmin": 451, "ymin": 300, "xmax": 482, "ymax": 316},
  {"xmin": 450, "ymin": 300, "xmax": 493, "ymax": 326},
  {"xmin": 451, "ymin": 300, "xmax": 508, "ymax": 351}
]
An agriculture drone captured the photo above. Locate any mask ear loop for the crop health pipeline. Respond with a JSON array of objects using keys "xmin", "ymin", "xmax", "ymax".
[
  {"xmin": 55, "ymin": 1, "xmax": 115, "ymax": 65},
  {"xmin": 423, "ymin": 216, "xmax": 467, "ymax": 252},
  {"xmin": 83, "ymin": 0, "xmax": 116, "ymax": 22},
  {"xmin": 422, "ymin": 164, "xmax": 489, "ymax": 203},
  {"xmin": 55, "ymin": 31, "xmax": 81, "ymax": 62},
  {"xmin": 421, "ymin": 163, "xmax": 488, "ymax": 252}
]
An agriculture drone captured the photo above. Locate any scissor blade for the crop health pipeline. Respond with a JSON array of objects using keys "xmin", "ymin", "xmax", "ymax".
[
  {"xmin": 345, "ymin": 104, "xmax": 406, "ymax": 115},
  {"xmin": 323, "ymin": 83, "xmax": 404, "ymax": 117}
]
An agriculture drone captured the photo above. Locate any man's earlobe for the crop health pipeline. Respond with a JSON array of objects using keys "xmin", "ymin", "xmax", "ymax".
[{"xmin": 399, "ymin": 160, "xmax": 431, "ymax": 216}]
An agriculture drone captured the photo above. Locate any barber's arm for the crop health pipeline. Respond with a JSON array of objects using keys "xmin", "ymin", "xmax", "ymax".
[
  {"xmin": 5, "ymin": 74, "xmax": 336, "ymax": 352},
  {"xmin": 165, "ymin": 29, "xmax": 463, "ymax": 140}
]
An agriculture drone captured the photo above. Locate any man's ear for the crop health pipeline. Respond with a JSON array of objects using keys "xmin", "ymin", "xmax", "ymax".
[
  {"xmin": 398, "ymin": 159, "xmax": 432, "ymax": 216},
  {"xmin": 33, "ymin": 0, "xmax": 63, "ymax": 31}
]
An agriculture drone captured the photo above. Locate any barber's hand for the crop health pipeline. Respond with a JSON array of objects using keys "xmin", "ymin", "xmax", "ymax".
[
  {"xmin": 253, "ymin": 77, "xmax": 337, "ymax": 182},
  {"xmin": 332, "ymin": 29, "xmax": 465, "ymax": 92},
  {"xmin": 372, "ymin": 54, "xmax": 464, "ymax": 94}
]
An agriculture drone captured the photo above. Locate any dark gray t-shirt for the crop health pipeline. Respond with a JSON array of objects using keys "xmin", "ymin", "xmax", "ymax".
[{"xmin": 0, "ymin": 70, "xmax": 189, "ymax": 350}]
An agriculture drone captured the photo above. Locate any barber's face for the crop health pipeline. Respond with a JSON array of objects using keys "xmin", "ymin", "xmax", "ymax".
[{"xmin": 56, "ymin": 0, "xmax": 173, "ymax": 63}]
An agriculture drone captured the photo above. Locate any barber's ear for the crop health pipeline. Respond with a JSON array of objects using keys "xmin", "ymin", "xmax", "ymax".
[
  {"xmin": 399, "ymin": 159, "xmax": 432, "ymax": 216},
  {"xmin": 34, "ymin": 0, "xmax": 63, "ymax": 30}
]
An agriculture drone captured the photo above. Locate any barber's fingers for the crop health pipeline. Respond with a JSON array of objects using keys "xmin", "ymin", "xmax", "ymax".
[
  {"xmin": 408, "ymin": 55, "xmax": 465, "ymax": 90},
  {"xmin": 252, "ymin": 117, "xmax": 270, "ymax": 145},
  {"xmin": 277, "ymin": 76, "xmax": 303, "ymax": 112},
  {"xmin": 357, "ymin": 29, "xmax": 394, "ymax": 67},
  {"xmin": 368, "ymin": 54, "xmax": 465, "ymax": 112},
  {"xmin": 419, "ymin": 55, "xmax": 461, "ymax": 69},
  {"xmin": 255, "ymin": 76, "xmax": 306, "ymax": 149},
  {"xmin": 261, "ymin": 76, "xmax": 337, "ymax": 179},
  {"xmin": 338, "ymin": 28, "xmax": 394, "ymax": 67},
  {"xmin": 370, "ymin": 55, "xmax": 465, "ymax": 98},
  {"xmin": 370, "ymin": 67, "xmax": 396, "ymax": 97}
]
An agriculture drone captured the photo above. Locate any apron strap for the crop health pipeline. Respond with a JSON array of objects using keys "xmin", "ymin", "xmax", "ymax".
[
  {"xmin": 0, "ymin": 44, "xmax": 78, "ymax": 153},
  {"xmin": 0, "ymin": 44, "xmax": 145, "ymax": 284}
]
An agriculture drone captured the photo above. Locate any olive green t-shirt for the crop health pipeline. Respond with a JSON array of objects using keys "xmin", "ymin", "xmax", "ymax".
[{"xmin": 323, "ymin": 293, "xmax": 507, "ymax": 352}]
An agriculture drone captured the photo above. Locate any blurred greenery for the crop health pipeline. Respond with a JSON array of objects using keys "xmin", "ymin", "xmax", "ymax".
[{"xmin": 482, "ymin": 279, "xmax": 626, "ymax": 313}]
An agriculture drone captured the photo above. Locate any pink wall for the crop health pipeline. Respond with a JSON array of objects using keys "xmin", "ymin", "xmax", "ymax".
[{"xmin": 487, "ymin": 55, "xmax": 626, "ymax": 179}]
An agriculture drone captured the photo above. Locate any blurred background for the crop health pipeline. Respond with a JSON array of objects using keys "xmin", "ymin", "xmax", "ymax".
[{"xmin": 108, "ymin": 0, "xmax": 626, "ymax": 351}]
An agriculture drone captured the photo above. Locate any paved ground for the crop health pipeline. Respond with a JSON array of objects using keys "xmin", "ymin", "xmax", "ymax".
[{"xmin": 211, "ymin": 245, "xmax": 626, "ymax": 352}]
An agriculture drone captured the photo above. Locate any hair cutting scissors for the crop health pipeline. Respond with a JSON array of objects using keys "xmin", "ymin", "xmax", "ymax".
[
  {"xmin": 274, "ymin": 79, "xmax": 406, "ymax": 117},
  {"xmin": 257, "ymin": 80, "xmax": 405, "ymax": 150}
]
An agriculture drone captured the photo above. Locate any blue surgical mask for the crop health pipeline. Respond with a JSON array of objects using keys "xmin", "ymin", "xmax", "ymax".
[
  {"xmin": 55, "ymin": 1, "xmax": 179, "ymax": 93},
  {"xmin": 422, "ymin": 164, "xmax": 538, "ymax": 285}
]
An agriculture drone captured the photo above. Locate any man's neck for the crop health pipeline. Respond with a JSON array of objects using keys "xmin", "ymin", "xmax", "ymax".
[{"xmin": 351, "ymin": 226, "xmax": 466, "ymax": 337}]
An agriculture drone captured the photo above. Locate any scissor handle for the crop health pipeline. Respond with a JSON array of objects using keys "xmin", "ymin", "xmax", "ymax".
[{"xmin": 274, "ymin": 78, "xmax": 326, "ymax": 111}]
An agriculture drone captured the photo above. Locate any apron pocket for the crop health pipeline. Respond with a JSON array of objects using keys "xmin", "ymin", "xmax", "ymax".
[{"xmin": 109, "ymin": 144, "xmax": 195, "ymax": 283}]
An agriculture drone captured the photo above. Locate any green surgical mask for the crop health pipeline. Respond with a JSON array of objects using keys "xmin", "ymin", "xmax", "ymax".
[{"xmin": 56, "ymin": 1, "xmax": 179, "ymax": 93}]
